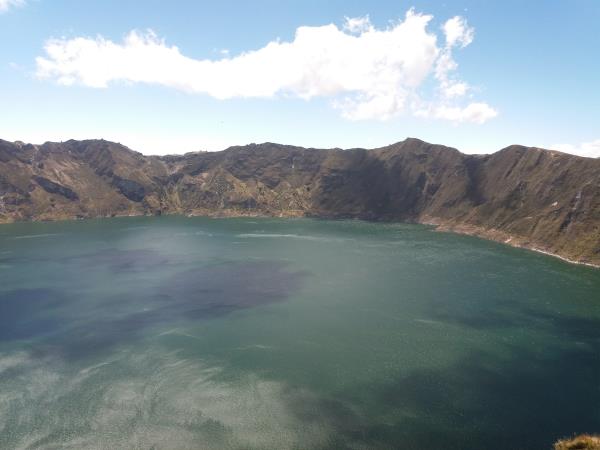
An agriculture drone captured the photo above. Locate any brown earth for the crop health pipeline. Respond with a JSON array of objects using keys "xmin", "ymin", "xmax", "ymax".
[
  {"xmin": 1, "ymin": 137, "xmax": 598, "ymax": 266},
  {"xmin": 554, "ymin": 434, "xmax": 600, "ymax": 449}
]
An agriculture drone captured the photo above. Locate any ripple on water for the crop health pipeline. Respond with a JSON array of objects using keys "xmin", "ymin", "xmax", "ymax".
[{"xmin": 0, "ymin": 348, "xmax": 353, "ymax": 450}]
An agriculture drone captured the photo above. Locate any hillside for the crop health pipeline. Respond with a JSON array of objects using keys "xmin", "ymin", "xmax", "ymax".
[{"xmin": 1, "ymin": 137, "xmax": 598, "ymax": 265}]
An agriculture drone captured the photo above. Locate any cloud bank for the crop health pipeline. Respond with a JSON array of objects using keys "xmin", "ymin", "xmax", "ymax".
[
  {"xmin": 553, "ymin": 139, "xmax": 600, "ymax": 158},
  {"xmin": 0, "ymin": 0, "xmax": 25, "ymax": 13},
  {"xmin": 36, "ymin": 9, "xmax": 496, "ymax": 123}
]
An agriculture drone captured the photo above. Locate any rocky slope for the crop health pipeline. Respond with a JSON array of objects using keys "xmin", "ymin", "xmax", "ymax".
[{"xmin": 1, "ymin": 137, "xmax": 598, "ymax": 265}]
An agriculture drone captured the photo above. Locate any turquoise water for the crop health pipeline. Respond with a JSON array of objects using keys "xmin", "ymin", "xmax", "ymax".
[{"xmin": 0, "ymin": 216, "xmax": 599, "ymax": 449}]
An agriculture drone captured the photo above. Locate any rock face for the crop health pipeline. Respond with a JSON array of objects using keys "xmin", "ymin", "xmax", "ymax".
[
  {"xmin": 1, "ymin": 137, "xmax": 599, "ymax": 265},
  {"xmin": 554, "ymin": 434, "xmax": 600, "ymax": 450}
]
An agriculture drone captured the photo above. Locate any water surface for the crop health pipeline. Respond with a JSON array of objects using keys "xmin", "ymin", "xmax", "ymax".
[{"xmin": 1, "ymin": 216, "xmax": 599, "ymax": 449}]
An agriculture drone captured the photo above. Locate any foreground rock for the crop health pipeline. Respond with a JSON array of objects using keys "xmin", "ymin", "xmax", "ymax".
[
  {"xmin": 554, "ymin": 434, "xmax": 600, "ymax": 449},
  {"xmin": 1, "ymin": 137, "xmax": 598, "ymax": 265}
]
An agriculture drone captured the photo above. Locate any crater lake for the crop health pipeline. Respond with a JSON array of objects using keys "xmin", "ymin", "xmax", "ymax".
[{"xmin": 1, "ymin": 216, "xmax": 599, "ymax": 449}]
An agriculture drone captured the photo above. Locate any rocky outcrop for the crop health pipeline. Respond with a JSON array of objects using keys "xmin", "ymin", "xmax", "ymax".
[
  {"xmin": 33, "ymin": 176, "xmax": 79, "ymax": 201},
  {"xmin": 554, "ymin": 434, "xmax": 600, "ymax": 449},
  {"xmin": 0, "ymin": 137, "xmax": 598, "ymax": 265}
]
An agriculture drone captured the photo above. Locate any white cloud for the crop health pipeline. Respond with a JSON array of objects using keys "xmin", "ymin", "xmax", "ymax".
[
  {"xmin": 35, "ymin": 9, "xmax": 496, "ymax": 124},
  {"xmin": 434, "ymin": 16, "xmax": 477, "ymax": 100},
  {"xmin": 552, "ymin": 139, "xmax": 600, "ymax": 158},
  {"xmin": 443, "ymin": 16, "xmax": 474, "ymax": 48},
  {"xmin": 0, "ymin": 0, "xmax": 25, "ymax": 13},
  {"xmin": 343, "ymin": 15, "xmax": 373, "ymax": 34},
  {"xmin": 416, "ymin": 15, "xmax": 497, "ymax": 124},
  {"xmin": 442, "ymin": 81, "xmax": 469, "ymax": 98}
]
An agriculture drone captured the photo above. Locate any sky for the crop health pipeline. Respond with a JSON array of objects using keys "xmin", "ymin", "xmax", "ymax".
[{"xmin": 0, "ymin": 0, "xmax": 599, "ymax": 157}]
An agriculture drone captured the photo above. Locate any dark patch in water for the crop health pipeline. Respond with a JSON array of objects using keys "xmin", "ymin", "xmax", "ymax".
[
  {"xmin": 298, "ymin": 344, "xmax": 600, "ymax": 450},
  {"xmin": 520, "ymin": 308, "xmax": 600, "ymax": 341},
  {"xmin": 51, "ymin": 261, "xmax": 307, "ymax": 359},
  {"xmin": 0, "ymin": 288, "xmax": 67, "ymax": 340},
  {"xmin": 156, "ymin": 261, "xmax": 308, "ymax": 318},
  {"xmin": 427, "ymin": 289, "xmax": 600, "ymax": 345}
]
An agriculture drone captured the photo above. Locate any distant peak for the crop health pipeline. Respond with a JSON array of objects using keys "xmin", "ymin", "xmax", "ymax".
[{"xmin": 403, "ymin": 137, "xmax": 427, "ymax": 144}]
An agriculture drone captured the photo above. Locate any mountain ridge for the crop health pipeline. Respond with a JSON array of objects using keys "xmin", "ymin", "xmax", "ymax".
[{"xmin": 1, "ymin": 137, "xmax": 598, "ymax": 266}]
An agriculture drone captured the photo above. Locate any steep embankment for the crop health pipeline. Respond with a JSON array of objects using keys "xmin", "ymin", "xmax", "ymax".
[{"xmin": 0, "ymin": 138, "xmax": 598, "ymax": 265}]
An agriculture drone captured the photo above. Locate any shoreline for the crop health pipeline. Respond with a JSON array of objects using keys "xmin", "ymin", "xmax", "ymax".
[
  {"xmin": 1, "ymin": 211, "xmax": 598, "ymax": 269},
  {"xmin": 528, "ymin": 247, "xmax": 600, "ymax": 268},
  {"xmin": 425, "ymin": 220, "xmax": 600, "ymax": 269}
]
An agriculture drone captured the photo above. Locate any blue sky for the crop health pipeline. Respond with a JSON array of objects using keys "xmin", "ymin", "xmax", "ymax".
[{"xmin": 1, "ymin": 0, "xmax": 599, "ymax": 156}]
